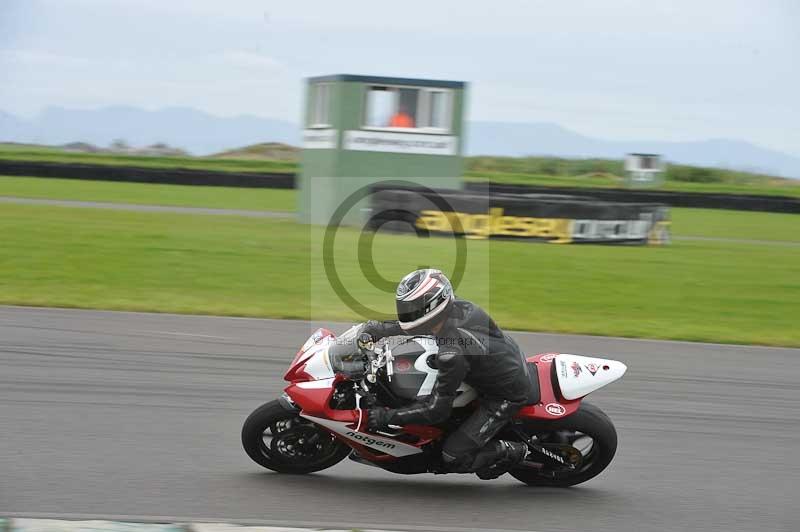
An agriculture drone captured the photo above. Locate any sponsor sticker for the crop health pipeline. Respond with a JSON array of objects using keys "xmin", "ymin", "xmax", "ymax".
[
  {"xmin": 559, "ymin": 360, "xmax": 568, "ymax": 378},
  {"xmin": 343, "ymin": 130, "xmax": 457, "ymax": 155},
  {"xmin": 535, "ymin": 445, "xmax": 567, "ymax": 465},
  {"xmin": 545, "ymin": 403, "xmax": 566, "ymax": 416},
  {"xmin": 416, "ymin": 207, "xmax": 571, "ymax": 242},
  {"xmin": 303, "ymin": 128, "xmax": 338, "ymax": 149},
  {"xmin": 585, "ymin": 362, "xmax": 599, "ymax": 376},
  {"xmin": 539, "ymin": 353, "xmax": 557, "ymax": 362},
  {"xmin": 345, "ymin": 431, "xmax": 397, "ymax": 449},
  {"xmin": 571, "ymin": 361, "xmax": 582, "ymax": 378}
]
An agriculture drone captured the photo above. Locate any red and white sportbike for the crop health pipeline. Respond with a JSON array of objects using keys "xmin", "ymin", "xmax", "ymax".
[{"xmin": 242, "ymin": 326, "xmax": 627, "ymax": 486}]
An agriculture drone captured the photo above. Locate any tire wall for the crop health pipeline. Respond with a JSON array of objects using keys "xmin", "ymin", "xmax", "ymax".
[
  {"xmin": 368, "ymin": 187, "xmax": 671, "ymax": 245},
  {"xmin": 2, "ymin": 160, "xmax": 796, "ymax": 213}
]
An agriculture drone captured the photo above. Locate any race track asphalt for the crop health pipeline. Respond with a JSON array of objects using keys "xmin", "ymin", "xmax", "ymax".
[{"xmin": 1, "ymin": 306, "xmax": 798, "ymax": 532}]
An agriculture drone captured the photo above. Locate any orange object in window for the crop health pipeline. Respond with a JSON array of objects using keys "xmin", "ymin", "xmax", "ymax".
[{"xmin": 389, "ymin": 112, "xmax": 415, "ymax": 128}]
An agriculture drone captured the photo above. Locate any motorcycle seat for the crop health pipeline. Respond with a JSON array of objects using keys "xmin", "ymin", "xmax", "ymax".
[{"xmin": 525, "ymin": 362, "xmax": 541, "ymax": 405}]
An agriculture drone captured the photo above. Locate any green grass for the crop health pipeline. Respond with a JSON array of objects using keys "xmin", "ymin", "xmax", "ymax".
[
  {"xmin": 0, "ymin": 144, "xmax": 296, "ymax": 174},
  {"xmin": 467, "ymin": 156, "xmax": 800, "ymax": 198},
  {"xmin": 465, "ymin": 170, "xmax": 800, "ymax": 198},
  {"xmin": 3, "ymin": 144, "xmax": 800, "ymax": 198},
  {"xmin": 0, "ymin": 203, "xmax": 797, "ymax": 346},
  {"xmin": 3, "ymin": 175, "xmax": 799, "ymax": 243},
  {"xmin": 0, "ymin": 176, "xmax": 296, "ymax": 211},
  {"xmin": 672, "ymin": 208, "xmax": 800, "ymax": 242},
  {"xmin": 2, "ymin": 175, "xmax": 798, "ymax": 244},
  {"xmin": 5, "ymin": 176, "xmax": 800, "ymax": 240}
]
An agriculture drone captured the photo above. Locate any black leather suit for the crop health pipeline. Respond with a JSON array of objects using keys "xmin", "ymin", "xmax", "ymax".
[{"xmin": 364, "ymin": 298, "xmax": 536, "ymax": 473}]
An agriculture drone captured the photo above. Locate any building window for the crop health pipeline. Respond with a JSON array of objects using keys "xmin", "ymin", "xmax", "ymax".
[
  {"xmin": 625, "ymin": 153, "xmax": 663, "ymax": 172},
  {"xmin": 425, "ymin": 90, "xmax": 450, "ymax": 129},
  {"xmin": 309, "ymin": 83, "xmax": 331, "ymax": 127},
  {"xmin": 365, "ymin": 87, "xmax": 396, "ymax": 127},
  {"xmin": 364, "ymin": 85, "xmax": 451, "ymax": 132},
  {"xmin": 639, "ymin": 155, "xmax": 658, "ymax": 170}
]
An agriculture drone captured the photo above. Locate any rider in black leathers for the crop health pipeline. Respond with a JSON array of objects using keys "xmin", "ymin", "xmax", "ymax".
[{"xmin": 362, "ymin": 269, "xmax": 533, "ymax": 479}]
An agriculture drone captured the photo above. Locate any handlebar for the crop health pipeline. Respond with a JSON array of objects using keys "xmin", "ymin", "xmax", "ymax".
[
  {"xmin": 326, "ymin": 331, "xmax": 394, "ymax": 385},
  {"xmin": 355, "ymin": 333, "xmax": 393, "ymax": 383}
]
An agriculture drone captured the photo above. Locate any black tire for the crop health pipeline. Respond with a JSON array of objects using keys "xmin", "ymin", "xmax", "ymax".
[
  {"xmin": 241, "ymin": 400, "xmax": 351, "ymax": 474},
  {"xmin": 509, "ymin": 402, "xmax": 617, "ymax": 487}
]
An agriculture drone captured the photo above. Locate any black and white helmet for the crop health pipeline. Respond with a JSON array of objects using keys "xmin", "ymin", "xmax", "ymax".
[{"xmin": 395, "ymin": 269, "xmax": 454, "ymax": 333}]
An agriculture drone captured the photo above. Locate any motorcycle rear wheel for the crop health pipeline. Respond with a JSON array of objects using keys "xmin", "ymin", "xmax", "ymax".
[
  {"xmin": 508, "ymin": 402, "xmax": 617, "ymax": 487},
  {"xmin": 242, "ymin": 400, "xmax": 350, "ymax": 474}
]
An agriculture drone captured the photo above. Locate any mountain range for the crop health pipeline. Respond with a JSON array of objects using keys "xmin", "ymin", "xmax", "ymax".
[{"xmin": 1, "ymin": 106, "xmax": 798, "ymax": 178}]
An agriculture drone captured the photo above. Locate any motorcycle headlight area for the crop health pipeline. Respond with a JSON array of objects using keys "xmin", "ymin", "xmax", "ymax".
[{"xmin": 326, "ymin": 342, "xmax": 368, "ymax": 380}]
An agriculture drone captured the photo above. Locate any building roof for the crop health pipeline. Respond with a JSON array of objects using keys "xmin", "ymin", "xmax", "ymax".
[{"xmin": 308, "ymin": 74, "xmax": 466, "ymax": 89}]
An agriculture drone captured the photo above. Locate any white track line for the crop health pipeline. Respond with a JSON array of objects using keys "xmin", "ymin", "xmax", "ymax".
[
  {"xmin": 0, "ymin": 513, "xmax": 544, "ymax": 532},
  {"xmin": 0, "ymin": 196, "xmax": 291, "ymax": 218}
]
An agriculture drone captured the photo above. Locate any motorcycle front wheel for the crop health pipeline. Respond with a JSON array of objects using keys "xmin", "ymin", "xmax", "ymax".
[
  {"xmin": 508, "ymin": 402, "xmax": 618, "ymax": 487},
  {"xmin": 241, "ymin": 400, "xmax": 350, "ymax": 474}
]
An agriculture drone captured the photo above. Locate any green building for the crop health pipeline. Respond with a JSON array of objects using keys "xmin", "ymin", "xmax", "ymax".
[{"xmin": 298, "ymin": 74, "xmax": 468, "ymax": 225}]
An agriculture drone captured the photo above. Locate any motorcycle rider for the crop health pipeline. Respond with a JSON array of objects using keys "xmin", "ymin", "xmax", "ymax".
[{"xmin": 360, "ymin": 268, "xmax": 534, "ymax": 479}]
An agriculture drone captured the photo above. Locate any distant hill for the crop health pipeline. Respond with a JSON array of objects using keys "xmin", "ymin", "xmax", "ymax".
[
  {"xmin": 0, "ymin": 106, "xmax": 298, "ymax": 156},
  {"xmin": 213, "ymin": 142, "xmax": 299, "ymax": 161},
  {"xmin": 1, "ymin": 106, "xmax": 798, "ymax": 178},
  {"xmin": 467, "ymin": 122, "xmax": 800, "ymax": 179}
]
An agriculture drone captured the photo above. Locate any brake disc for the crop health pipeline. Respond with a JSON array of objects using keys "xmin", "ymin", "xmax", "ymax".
[{"xmin": 271, "ymin": 425, "xmax": 330, "ymax": 460}]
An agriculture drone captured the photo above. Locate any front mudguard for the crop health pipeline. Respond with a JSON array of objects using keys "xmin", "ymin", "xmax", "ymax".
[{"xmin": 277, "ymin": 392, "xmax": 301, "ymax": 413}]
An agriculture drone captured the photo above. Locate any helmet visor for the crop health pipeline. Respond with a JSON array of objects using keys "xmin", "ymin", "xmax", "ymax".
[
  {"xmin": 397, "ymin": 299, "xmax": 427, "ymax": 324},
  {"xmin": 396, "ymin": 291, "xmax": 451, "ymax": 328}
]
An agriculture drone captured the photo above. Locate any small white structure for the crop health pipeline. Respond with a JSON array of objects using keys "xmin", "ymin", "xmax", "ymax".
[{"xmin": 624, "ymin": 153, "xmax": 665, "ymax": 187}]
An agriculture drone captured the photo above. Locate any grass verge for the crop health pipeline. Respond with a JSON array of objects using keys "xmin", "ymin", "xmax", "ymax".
[
  {"xmin": 672, "ymin": 209, "xmax": 800, "ymax": 242},
  {"xmin": 0, "ymin": 176, "xmax": 296, "ymax": 211},
  {"xmin": 0, "ymin": 204, "xmax": 797, "ymax": 346},
  {"xmin": 3, "ymin": 175, "xmax": 799, "ymax": 243},
  {"xmin": 3, "ymin": 145, "xmax": 799, "ymax": 198},
  {"xmin": 464, "ymin": 171, "xmax": 800, "ymax": 198}
]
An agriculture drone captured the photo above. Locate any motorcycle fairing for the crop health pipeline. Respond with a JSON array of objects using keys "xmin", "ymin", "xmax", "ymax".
[
  {"xmin": 283, "ymin": 330, "xmax": 624, "ymax": 469},
  {"xmin": 300, "ymin": 414, "xmax": 424, "ymax": 457},
  {"xmin": 390, "ymin": 337, "xmax": 478, "ymax": 406},
  {"xmin": 553, "ymin": 354, "xmax": 628, "ymax": 400},
  {"xmin": 285, "ymin": 352, "xmax": 587, "ymax": 464},
  {"xmin": 287, "ymin": 379, "xmax": 441, "ymax": 462},
  {"xmin": 284, "ymin": 328, "xmax": 336, "ymax": 382},
  {"xmin": 515, "ymin": 354, "xmax": 582, "ymax": 419}
]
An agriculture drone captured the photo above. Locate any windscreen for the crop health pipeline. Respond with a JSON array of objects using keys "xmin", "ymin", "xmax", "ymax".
[{"xmin": 327, "ymin": 342, "xmax": 366, "ymax": 379}]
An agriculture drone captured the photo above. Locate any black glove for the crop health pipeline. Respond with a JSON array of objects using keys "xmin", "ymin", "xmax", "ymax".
[
  {"xmin": 362, "ymin": 320, "xmax": 384, "ymax": 338},
  {"xmin": 362, "ymin": 320, "xmax": 403, "ymax": 341},
  {"xmin": 357, "ymin": 332, "xmax": 374, "ymax": 351},
  {"xmin": 367, "ymin": 407, "xmax": 393, "ymax": 433}
]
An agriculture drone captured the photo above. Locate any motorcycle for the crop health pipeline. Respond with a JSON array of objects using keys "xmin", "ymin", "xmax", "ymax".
[{"xmin": 242, "ymin": 325, "xmax": 627, "ymax": 486}]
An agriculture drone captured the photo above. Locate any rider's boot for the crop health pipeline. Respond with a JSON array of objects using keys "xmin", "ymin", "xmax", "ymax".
[{"xmin": 475, "ymin": 440, "xmax": 528, "ymax": 480}]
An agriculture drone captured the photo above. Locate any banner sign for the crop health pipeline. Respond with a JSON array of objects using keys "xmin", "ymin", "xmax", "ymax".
[
  {"xmin": 343, "ymin": 130, "xmax": 457, "ymax": 156},
  {"xmin": 369, "ymin": 188, "xmax": 670, "ymax": 245},
  {"xmin": 303, "ymin": 129, "xmax": 338, "ymax": 150}
]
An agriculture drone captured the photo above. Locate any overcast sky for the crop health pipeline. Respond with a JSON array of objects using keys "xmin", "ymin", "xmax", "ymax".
[{"xmin": 1, "ymin": 0, "xmax": 798, "ymax": 155}]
